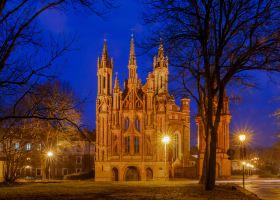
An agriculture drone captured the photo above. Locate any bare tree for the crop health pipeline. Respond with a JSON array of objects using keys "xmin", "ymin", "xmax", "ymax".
[
  {"xmin": 0, "ymin": 80, "xmax": 83, "ymax": 183},
  {"xmin": 31, "ymin": 81, "xmax": 82, "ymax": 179},
  {"xmin": 0, "ymin": 0, "xmax": 114, "ymax": 122},
  {"xmin": 142, "ymin": 0, "xmax": 280, "ymax": 190}
]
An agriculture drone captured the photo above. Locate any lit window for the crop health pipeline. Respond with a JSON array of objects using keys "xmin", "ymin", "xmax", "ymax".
[
  {"xmin": 37, "ymin": 144, "xmax": 41, "ymax": 151},
  {"xmin": 26, "ymin": 143, "xmax": 31, "ymax": 151},
  {"xmin": 15, "ymin": 143, "xmax": 20, "ymax": 150},
  {"xmin": 26, "ymin": 157, "xmax": 31, "ymax": 161}
]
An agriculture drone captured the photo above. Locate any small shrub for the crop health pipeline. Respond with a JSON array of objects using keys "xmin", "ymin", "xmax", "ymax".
[{"xmin": 63, "ymin": 170, "xmax": 94, "ymax": 180}]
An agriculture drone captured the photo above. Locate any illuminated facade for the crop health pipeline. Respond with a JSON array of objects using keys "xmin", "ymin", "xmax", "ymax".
[
  {"xmin": 95, "ymin": 36, "xmax": 191, "ymax": 181},
  {"xmin": 197, "ymin": 95, "xmax": 231, "ymax": 178}
]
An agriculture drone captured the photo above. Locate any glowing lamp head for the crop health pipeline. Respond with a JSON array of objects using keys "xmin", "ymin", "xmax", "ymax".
[
  {"xmin": 239, "ymin": 134, "xmax": 246, "ymax": 142},
  {"xmin": 47, "ymin": 151, "xmax": 53, "ymax": 157},
  {"xmin": 162, "ymin": 135, "xmax": 170, "ymax": 144}
]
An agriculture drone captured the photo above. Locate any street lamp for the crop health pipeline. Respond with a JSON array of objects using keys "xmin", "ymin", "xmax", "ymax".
[
  {"xmin": 239, "ymin": 134, "xmax": 246, "ymax": 143},
  {"xmin": 239, "ymin": 134, "xmax": 246, "ymax": 188},
  {"xmin": 162, "ymin": 135, "xmax": 170, "ymax": 178},
  {"xmin": 47, "ymin": 151, "xmax": 53, "ymax": 180}
]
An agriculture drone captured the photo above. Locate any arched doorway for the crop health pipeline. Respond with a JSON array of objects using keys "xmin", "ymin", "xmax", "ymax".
[
  {"xmin": 146, "ymin": 168, "xmax": 153, "ymax": 181},
  {"xmin": 112, "ymin": 167, "xmax": 119, "ymax": 181},
  {"xmin": 125, "ymin": 166, "xmax": 140, "ymax": 181}
]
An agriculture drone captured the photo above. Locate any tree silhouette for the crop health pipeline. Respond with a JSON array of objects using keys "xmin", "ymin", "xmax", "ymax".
[{"xmin": 143, "ymin": 0, "xmax": 280, "ymax": 190}]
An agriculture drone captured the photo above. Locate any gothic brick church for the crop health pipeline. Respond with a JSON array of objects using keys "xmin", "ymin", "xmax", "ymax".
[{"xmin": 95, "ymin": 36, "xmax": 191, "ymax": 181}]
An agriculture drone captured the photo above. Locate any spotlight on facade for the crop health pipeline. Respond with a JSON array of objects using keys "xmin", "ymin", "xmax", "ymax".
[
  {"xmin": 162, "ymin": 135, "xmax": 170, "ymax": 145},
  {"xmin": 47, "ymin": 151, "xmax": 54, "ymax": 157}
]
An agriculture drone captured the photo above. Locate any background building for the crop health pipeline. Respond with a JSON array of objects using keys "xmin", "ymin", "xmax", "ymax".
[
  {"xmin": 196, "ymin": 95, "xmax": 231, "ymax": 178},
  {"xmin": 95, "ymin": 36, "xmax": 191, "ymax": 181},
  {"xmin": 0, "ymin": 130, "xmax": 95, "ymax": 180}
]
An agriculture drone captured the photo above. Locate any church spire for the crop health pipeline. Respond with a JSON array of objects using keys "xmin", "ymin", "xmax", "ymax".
[
  {"xmin": 129, "ymin": 34, "xmax": 136, "ymax": 66},
  {"xmin": 102, "ymin": 39, "xmax": 108, "ymax": 65},
  {"xmin": 128, "ymin": 34, "xmax": 137, "ymax": 80},
  {"xmin": 158, "ymin": 38, "xmax": 164, "ymax": 58}
]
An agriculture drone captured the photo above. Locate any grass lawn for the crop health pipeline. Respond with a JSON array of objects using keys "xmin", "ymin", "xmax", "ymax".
[{"xmin": 0, "ymin": 180, "xmax": 259, "ymax": 200}]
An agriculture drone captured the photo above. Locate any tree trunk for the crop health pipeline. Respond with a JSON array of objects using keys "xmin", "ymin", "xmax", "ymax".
[
  {"xmin": 200, "ymin": 126, "xmax": 211, "ymax": 185},
  {"xmin": 205, "ymin": 127, "xmax": 217, "ymax": 190}
]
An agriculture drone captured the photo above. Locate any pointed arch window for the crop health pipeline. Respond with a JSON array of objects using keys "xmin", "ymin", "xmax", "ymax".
[
  {"xmin": 125, "ymin": 136, "xmax": 130, "ymax": 153},
  {"xmin": 103, "ymin": 76, "xmax": 106, "ymax": 92},
  {"xmin": 174, "ymin": 132, "xmax": 179, "ymax": 160},
  {"xmin": 134, "ymin": 136, "xmax": 140, "ymax": 154},
  {"xmin": 124, "ymin": 117, "xmax": 130, "ymax": 131},
  {"xmin": 135, "ymin": 117, "xmax": 140, "ymax": 132}
]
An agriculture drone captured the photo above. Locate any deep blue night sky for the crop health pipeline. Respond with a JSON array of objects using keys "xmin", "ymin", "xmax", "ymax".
[{"xmin": 38, "ymin": 0, "xmax": 279, "ymax": 147}]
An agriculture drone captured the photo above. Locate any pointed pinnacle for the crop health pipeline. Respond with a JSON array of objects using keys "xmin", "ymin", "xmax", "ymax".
[
  {"xmin": 114, "ymin": 72, "xmax": 119, "ymax": 89},
  {"xmin": 102, "ymin": 39, "xmax": 108, "ymax": 63},
  {"xmin": 158, "ymin": 38, "xmax": 164, "ymax": 58},
  {"xmin": 129, "ymin": 35, "xmax": 136, "ymax": 66}
]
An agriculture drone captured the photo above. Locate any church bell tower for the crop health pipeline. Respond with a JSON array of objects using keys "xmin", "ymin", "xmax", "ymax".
[{"xmin": 96, "ymin": 40, "xmax": 113, "ymax": 180}]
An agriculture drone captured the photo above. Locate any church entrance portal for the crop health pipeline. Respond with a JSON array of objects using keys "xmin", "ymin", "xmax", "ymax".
[
  {"xmin": 125, "ymin": 166, "xmax": 140, "ymax": 181},
  {"xmin": 112, "ymin": 167, "xmax": 119, "ymax": 181}
]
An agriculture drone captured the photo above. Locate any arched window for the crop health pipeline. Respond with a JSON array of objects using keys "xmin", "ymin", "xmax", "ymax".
[
  {"xmin": 113, "ymin": 135, "xmax": 118, "ymax": 155},
  {"xmin": 174, "ymin": 133, "xmax": 179, "ymax": 160},
  {"xmin": 135, "ymin": 117, "xmax": 140, "ymax": 131},
  {"xmin": 124, "ymin": 117, "xmax": 130, "ymax": 130},
  {"xmin": 125, "ymin": 136, "xmax": 130, "ymax": 153},
  {"xmin": 134, "ymin": 136, "xmax": 140, "ymax": 154}
]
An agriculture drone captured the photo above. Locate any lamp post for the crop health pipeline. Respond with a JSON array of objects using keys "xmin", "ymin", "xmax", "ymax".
[
  {"xmin": 47, "ymin": 151, "xmax": 53, "ymax": 180},
  {"xmin": 162, "ymin": 135, "xmax": 170, "ymax": 178},
  {"xmin": 239, "ymin": 134, "xmax": 246, "ymax": 188}
]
